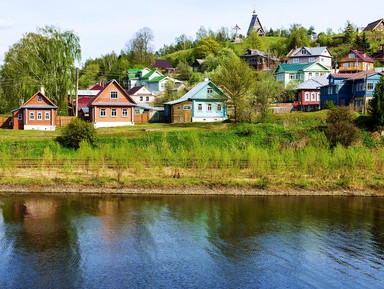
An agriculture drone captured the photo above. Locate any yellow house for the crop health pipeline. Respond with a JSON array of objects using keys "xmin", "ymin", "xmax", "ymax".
[{"xmin": 338, "ymin": 50, "xmax": 374, "ymax": 73}]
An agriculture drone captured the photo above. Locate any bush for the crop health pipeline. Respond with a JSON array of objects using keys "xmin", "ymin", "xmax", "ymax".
[
  {"xmin": 57, "ymin": 118, "xmax": 96, "ymax": 149},
  {"xmin": 324, "ymin": 106, "xmax": 360, "ymax": 147}
]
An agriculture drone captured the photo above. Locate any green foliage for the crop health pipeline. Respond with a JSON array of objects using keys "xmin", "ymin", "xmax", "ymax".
[
  {"xmin": 244, "ymin": 31, "xmax": 266, "ymax": 51},
  {"xmin": 286, "ymin": 24, "xmax": 311, "ymax": 51},
  {"xmin": 343, "ymin": 21, "xmax": 357, "ymax": 45},
  {"xmin": 57, "ymin": 118, "xmax": 96, "ymax": 149},
  {"xmin": 233, "ymin": 123, "xmax": 257, "ymax": 136},
  {"xmin": 194, "ymin": 37, "xmax": 220, "ymax": 59},
  {"xmin": 324, "ymin": 106, "xmax": 360, "ymax": 147},
  {"xmin": 370, "ymin": 76, "xmax": 384, "ymax": 126},
  {"xmin": 324, "ymin": 100, "xmax": 336, "ymax": 109},
  {"xmin": 0, "ymin": 26, "xmax": 81, "ymax": 113},
  {"xmin": 124, "ymin": 27, "xmax": 155, "ymax": 67}
]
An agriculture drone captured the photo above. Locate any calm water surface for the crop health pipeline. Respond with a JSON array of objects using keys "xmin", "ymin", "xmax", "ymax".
[{"xmin": 0, "ymin": 194, "xmax": 383, "ymax": 289}]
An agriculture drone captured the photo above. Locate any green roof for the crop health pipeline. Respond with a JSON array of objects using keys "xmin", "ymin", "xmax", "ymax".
[
  {"xmin": 142, "ymin": 70, "xmax": 158, "ymax": 79},
  {"xmin": 147, "ymin": 76, "xmax": 167, "ymax": 83},
  {"xmin": 277, "ymin": 63, "xmax": 313, "ymax": 72}
]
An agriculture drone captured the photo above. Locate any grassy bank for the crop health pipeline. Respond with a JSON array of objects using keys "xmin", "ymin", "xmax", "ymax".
[{"xmin": 1, "ymin": 111, "xmax": 384, "ymax": 194}]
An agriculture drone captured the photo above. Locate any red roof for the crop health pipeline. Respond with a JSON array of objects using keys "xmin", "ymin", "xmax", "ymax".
[
  {"xmin": 90, "ymin": 83, "xmax": 106, "ymax": 90},
  {"xmin": 127, "ymin": 86, "xmax": 144, "ymax": 95},
  {"xmin": 331, "ymin": 71, "xmax": 377, "ymax": 80},
  {"xmin": 351, "ymin": 50, "xmax": 374, "ymax": 63},
  {"xmin": 72, "ymin": 97, "xmax": 94, "ymax": 110}
]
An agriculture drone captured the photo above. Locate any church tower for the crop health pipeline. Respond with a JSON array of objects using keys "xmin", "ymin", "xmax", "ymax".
[{"xmin": 247, "ymin": 10, "xmax": 265, "ymax": 37}]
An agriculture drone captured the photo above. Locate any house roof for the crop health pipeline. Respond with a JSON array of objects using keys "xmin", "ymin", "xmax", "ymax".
[
  {"xmin": 364, "ymin": 18, "xmax": 384, "ymax": 31},
  {"xmin": 165, "ymin": 80, "xmax": 228, "ymax": 105},
  {"xmin": 297, "ymin": 76, "xmax": 329, "ymax": 90},
  {"xmin": 147, "ymin": 76, "xmax": 167, "ymax": 83},
  {"xmin": 12, "ymin": 91, "xmax": 58, "ymax": 112},
  {"xmin": 89, "ymin": 79, "xmax": 136, "ymax": 106},
  {"xmin": 154, "ymin": 59, "xmax": 174, "ymax": 69},
  {"xmin": 287, "ymin": 46, "xmax": 330, "ymax": 58},
  {"xmin": 276, "ymin": 62, "xmax": 330, "ymax": 73},
  {"xmin": 247, "ymin": 10, "xmax": 265, "ymax": 36},
  {"xmin": 339, "ymin": 50, "xmax": 374, "ymax": 63},
  {"xmin": 330, "ymin": 71, "xmax": 380, "ymax": 81},
  {"xmin": 78, "ymin": 90, "xmax": 100, "ymax": 97},
  {"xmin": 72, "ymin": 97, "xmax": 94, "ymax": 110}
]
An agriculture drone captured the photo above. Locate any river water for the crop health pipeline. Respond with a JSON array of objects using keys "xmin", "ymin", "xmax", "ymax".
[{"xmin": 0, "ymin": 194, "xmax": 383, "ymax": 289}]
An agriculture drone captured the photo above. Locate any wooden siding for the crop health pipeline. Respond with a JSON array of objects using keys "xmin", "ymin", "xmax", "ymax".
[{"xmin": 171, "ymin": 101, "xmax": 192, "ymax": 123}]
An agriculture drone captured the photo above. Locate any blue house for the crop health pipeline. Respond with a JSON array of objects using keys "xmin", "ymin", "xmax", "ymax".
[
  {"xmin": 164, "ymin": 80, "xmax": 229, "ymax": 123},
  {"xmin": 320, "ymin": 71, "xmax": 383, "ymax": 112}
]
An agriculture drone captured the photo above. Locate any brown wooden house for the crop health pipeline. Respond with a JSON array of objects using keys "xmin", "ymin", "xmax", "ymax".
[
  {"xmin": 11, "ymin": 91, "xmax": 57, "ymax": 130},
  {"xmin": 338, "ymin": 50, "xmax": 374, "ymax": 73}
]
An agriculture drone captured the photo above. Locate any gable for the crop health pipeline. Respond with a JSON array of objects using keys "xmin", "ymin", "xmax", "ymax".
[
  {"xmin": 22, "ymin": 91, "xmax": 57, "ymax": 108},
  {"xmin": 90, "ymin": 80, "xmax": 136, "ymax": 106},
  {"xmin": 303, "ymin": 62, "xmax": 331, "ymax": 72}
]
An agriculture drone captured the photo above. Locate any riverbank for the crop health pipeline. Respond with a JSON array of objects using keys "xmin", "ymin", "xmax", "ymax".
[{"xmin": 1, "ymin": 184, "xmax": 383, "ymax": 197}]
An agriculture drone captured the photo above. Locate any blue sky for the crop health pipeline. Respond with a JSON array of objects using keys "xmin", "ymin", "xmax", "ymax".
[{"xmin": 0, "ymin": 0, "xmax": 383, "ymax": 65}]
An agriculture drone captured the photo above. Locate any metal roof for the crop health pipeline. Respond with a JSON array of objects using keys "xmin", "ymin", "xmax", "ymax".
[{"xmin": 297, "ymin": 76, "xmax": 329, "ymax": 90}]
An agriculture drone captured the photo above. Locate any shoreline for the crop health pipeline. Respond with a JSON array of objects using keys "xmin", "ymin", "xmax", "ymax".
[{"xmin": 0, "ymin": 184, "xmax": 383, "ymax": 197}]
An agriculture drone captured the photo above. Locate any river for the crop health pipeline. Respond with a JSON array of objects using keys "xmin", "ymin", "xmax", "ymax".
[{"xmin": 0, "ymin": 194, "xmax": 383, "ymax": 288}]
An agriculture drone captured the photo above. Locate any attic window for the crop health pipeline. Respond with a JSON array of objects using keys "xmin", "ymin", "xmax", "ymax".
[
  {"xmin": 301, "ymin": 49, "xmax": 307, "ymax": 55},
  {"xmin": 110, "ymin": 91, "xmax": 118, "ymax": 99},
  {"xmin": 38, "ymin": 95, "xmax": 43, "ymax": 102},
  {"xmin": 207, "ymin": 88, "xmax": 213, "ymax": 94},
  {"xmin": 349, "ymin": 54, "xmax": 355, "ymax": 59}
]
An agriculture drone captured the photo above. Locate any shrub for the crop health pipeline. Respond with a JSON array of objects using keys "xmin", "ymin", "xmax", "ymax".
[
  {"xmin": 233, "ymin": 123, "xmax": 256, "ymax": 136},
  {"xmin": 324, "ymin": 106, "xmax": 360, "ymax": 147},
  {"xmin": 57, "ymin": 118, "xmax": 96, "ymax": 149}
]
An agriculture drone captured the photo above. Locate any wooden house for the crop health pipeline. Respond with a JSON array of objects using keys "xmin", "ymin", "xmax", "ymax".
[
  {"xmin": 363, "ymin": 19, "xmax": 384, "ymax": 32},
  {"xmin": 127, "ymin": 85, "xmax": 156, "ymax": 106},
  {"xmin": 296, "ymin": 76, "xmax": 328, "ymax": 112},
  {"xmin": 88, "ymin": 79, "xmax": 136, "ymax": 128},
  {"xmin": 275, "ymin": 62, "xmax": 331, "ymax": 87},
  {"xmin": 338, "ymin": 50, "xmax": 374, "ymax": 73},
  {"xmin": 154, "ymin": 59, "xmax": 175, "ymax": 74},
  {"xmin": 164, "ymin": 79, "xmax": 229, "ymax": 123},
  {"xmin": 371, "ymin": 45, "xmax": 384, "ymax": 65},
  {"xmin": 285, "ymin": 47, "xmax": 332, "ymax": 69},
  {"xmin": 240, "ymin": 49, "xmax": 278, "ymax": 71},
  {"xmin": 11, "ymin": 91, "xmax": 57, "ymax": 130}
]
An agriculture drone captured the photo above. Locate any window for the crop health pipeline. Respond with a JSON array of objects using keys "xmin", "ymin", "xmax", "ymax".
[
  {"xmin": 308, "ymin": 57, "xmax": 315, "ymax": 63},
  {"xmin": 197, "ymin": 104, "xmax": 202, "ymax": 111},
  {"xmin": 207, "ymin": 88, "xmax": 213, "ymax": 94},
  {"xmin": 122, "ymin": 108, "xmax": 128, "ymax": 117},
  {"xmin": 343, "ymin": 63, "xmax": 349, "ymax": 67},
  {"xmin": 217, "ymin": 104, "xmax": 222, "ymax": 112},
  {"xmin": 293, "ymin": 59, "xmax": 299, "ymax": 63},
  {"xmin": 367, "ymin": 83, "xmax": 374, "ymax": 91},
  {"xmin": 301, "ymin": 49, "xmax": 307, "ymax": 55},
  {"xmin": 110, "ymin": 91, "xmax": 118, "ymax": 99},
  {"xmin": 207, "ymin": 103, "xmax": 212, "ymax": 111},
  {"xmin": 349, "ymin": 53, "xmax": 355, "ymax": 59},
  {"xmin": 305, "ymin": 92, "xmax": 309, "ymax": 101},
  {"xmin": 111, "ymin": 108, "xmax": 117, "ymax": 117},
  {"xmin": 183, "ymin": 105, "xmax": 191, "ymax": 110},
  {"xmin": 45, "ymin": 111, "xmax": 50, "ymax": 120},
  {"xmin": 317, "ymin": 92, "xmax": 320, "ymax": 101},
  {"xmin": 18, "ymin": 113, "xmax": 23, "ymax": 121},
  {"xmin": 289, "ymin": 73, "xmax": 295, "ymax": 80},
  {"xmin": 146, "ymin": 97, "xmax": 150, "ymax": 101},
  {"xmin": 328, "ymin": 87, "xmax": 333, "ymax": 95},
  {"xmin": 100, "ymin": 108, "xmax": 106, "ymax": 117},
  {"xmin": 30, "ymin": 112, "xmax": 35, "ymax": 120},
  {"xmin": 311, "ymin": 92, "xmax": 316, "ymax": 101},
  {"xmin": 140, "ymin": 96, "xmax": 143, "ymax": 101},
  {"xmin": 308, "ymin": 72, "xmax": 313, "ymax": 78},
  {"xmin": 37, "ymin": 95, "xmax": 43, "ymax": 102}
]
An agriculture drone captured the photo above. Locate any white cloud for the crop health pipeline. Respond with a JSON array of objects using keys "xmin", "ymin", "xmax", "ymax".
[{"xmin": 0, "ymin": 17, "xmax": 16, "ymax": 29}]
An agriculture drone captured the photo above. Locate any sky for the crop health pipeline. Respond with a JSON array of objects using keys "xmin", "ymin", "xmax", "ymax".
[{"xmin": 0, "ymin": 0, "xmax": 383, "ymax": 66}]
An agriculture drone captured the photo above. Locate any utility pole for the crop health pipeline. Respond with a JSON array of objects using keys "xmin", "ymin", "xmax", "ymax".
[{"xmin": 75, "ymin": 67, "xmax": 79, "ymax": 117}]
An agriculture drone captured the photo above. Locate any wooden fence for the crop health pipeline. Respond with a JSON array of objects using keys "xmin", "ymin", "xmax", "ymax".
[
  {"xmin": 0, "ymin": 116, "xmax": 12, "ymax": 129},
  {"xmin": 56, "ymin": 116, "xmax": 75, "ymax": 127}
]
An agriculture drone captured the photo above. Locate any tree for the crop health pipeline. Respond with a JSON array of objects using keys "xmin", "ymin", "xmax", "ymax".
[
  {"xmin": 57, "ymin": 118, "xmax": 96, "ymax": 149},
  {"xmin": 194, "ymin": 37, "xmax": 220, "ymax": 59},
  {"xmin": 245, "ymin": 30, "xmax": 266, "ymax": 51},
  {"xmin": 286, "ymin": 24, "xmax": 310, "ymax": 50},
  {"xmin": 324, "ymin": 106, "xmax": 360, "ymax": 147},
  {"xmin": 370, "ymin": 76, "xmax": 384, "ymax": 126},
  {"xmin": 343, "ymin": 21, "xmax": 356, "ymax": 45},
  {"xmin": 125, "ymin": 27, "xmax": 155, "ymax": 66},
  {"xmin": 79, "ymin": 63, "xmax": 101, "ymax": 89},
  {"xmin": 0, "ymin": 26, "xmax": 81, "ymax": 113},
  {"xmin": 211, "ymin": 58, "xmax": 256, "ymax": 123},
  {"xmin": 200, "ymin": 47, "xmax": 237, "ymax": 73},
  {"xmin": 354, "ymin": 32, "xmax": 370, "ymax": 52},
  {"xmin": 251, "ymin": 73, "xmax": 282, "ymax": 122}
]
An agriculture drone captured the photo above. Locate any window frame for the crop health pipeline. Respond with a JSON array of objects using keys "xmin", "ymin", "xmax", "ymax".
[
  {"xmin": 110, "ymin": 91, "xmax": 118, "ymax": 99},
  {"xmin": 44, "ymin": 111, "xmax": 50, "ymax": 121},
  {"xmin": 30, "ymin": 111, "xmax": 35, "ymax": 121},
  {"xmin": 111, "ymin": 108, "xmax": 117, "ymax": 118},
  {"xmin": 122, "ymin": 108, "xmax": 128, "ymax": 117},
  {"xmin": 100, "ymin": 108, "xmax": 106, "ymax": 118},
  {"xmin": 18, "ymin": 113, "xmax": 23, "ymax": 121}
]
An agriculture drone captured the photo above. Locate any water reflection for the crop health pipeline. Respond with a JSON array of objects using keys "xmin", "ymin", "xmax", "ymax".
[{"xmin": 0, "ymin": 195, "xmax": 383, "ymax": 288}]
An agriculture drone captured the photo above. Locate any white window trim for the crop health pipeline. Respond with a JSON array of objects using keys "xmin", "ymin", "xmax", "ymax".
[
  {"xmin": 122, "ymin": 108, "xmax": 128, "ymax": 117},
  {"xmin": 111, "ymin": 108, "xmax": 117, "ymax": 118},
  {"xmin": 44, "ymin": 111, "xmax": 50, "ymax": 121},
  {"xmin": 18, "ymin": 113, "xmax": 23, "ymax": 121},
  {"xmin": 30, "ymin": 112, "xmax": 35, "ymax": 121},
  {"xmin": 110, "ymin": 91, "xmax": 118, "ymax": 99},
  {"xmin": 100, "ymin": 108, "xmax": 106, "ymax": 118}
]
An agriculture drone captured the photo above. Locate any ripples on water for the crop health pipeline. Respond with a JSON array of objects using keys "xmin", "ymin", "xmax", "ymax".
[{"xmin": 0, "ymin": 195, "xmax": 383, "ymax": 289}]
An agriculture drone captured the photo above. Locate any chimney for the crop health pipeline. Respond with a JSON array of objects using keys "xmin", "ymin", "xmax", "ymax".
[{"xmin": 41, "ymin": 86, "xmax": 45, "ymax": 95}]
